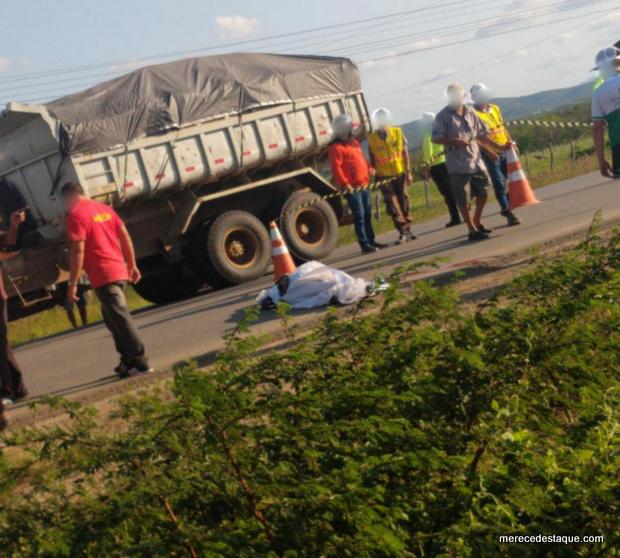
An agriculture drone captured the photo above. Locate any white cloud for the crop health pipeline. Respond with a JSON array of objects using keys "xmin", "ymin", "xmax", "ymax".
[
  {"xmin": 215, "ymin": 15, "xmax": 261, "ymax": 39},
  {"xmin": 0, "ymin": 57, "xmax": 10, "ymax": 73}
]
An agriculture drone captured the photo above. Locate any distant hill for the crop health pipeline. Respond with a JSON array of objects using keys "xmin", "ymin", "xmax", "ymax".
[
  {"xmin": 493, "ymin": 81, "xmax": 593, "ymax": 120},
  {"xmin": 401, "ymin": 80, "xmax": 593, "ymax": 149}
]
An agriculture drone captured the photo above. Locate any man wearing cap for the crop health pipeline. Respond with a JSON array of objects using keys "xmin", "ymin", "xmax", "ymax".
[
  {"xmin": 367, "ymin": 108, "xmax": 415, "ymax": 244},
  {"xmin": 591, "ymin": 47, "xmax": 620, "ymax": 177},
  {"xmin": 421, "ymin": 112, "xmax": 461, "ymax": 227},
  {"xmin": 432, "ymin": 83, "xmax": 508, "ymax": 241},
  {"xmin": 328, "ymin": 114, "xmax": 385, "ymax": 254},
  {"xmin": 470, "ymin": 83, "xmax": 521, "ymax": 227},
  {"xmin": 593, "ymin": 40, "xmax": 620, "ymax": 91}
]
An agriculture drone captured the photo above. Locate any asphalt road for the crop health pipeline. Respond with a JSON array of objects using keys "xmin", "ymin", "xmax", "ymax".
[{"xmin": 12, "ymin": 172, "xmax": 620, "ymax": 405}]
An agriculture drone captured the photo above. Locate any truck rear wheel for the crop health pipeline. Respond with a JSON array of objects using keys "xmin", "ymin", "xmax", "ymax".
[
  {"xmin": 133, "ymin": 268, "xmax": 204, "ymax": 304},
  {"xmin": 279, "ymin": 190, "xmax": 339, "ymax": 262},
  {"xmin": 195, "ymin": 210, "xmax": 271, "ymax": 288}
]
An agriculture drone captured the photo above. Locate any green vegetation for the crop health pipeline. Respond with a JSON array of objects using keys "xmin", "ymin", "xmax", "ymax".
[
  {"xmin": 1, "ymin": 223, "xmax": 618, "ymax": 556},
  {"xmin": 508, "ymin": 101, "xmax": 591, "ymax": 153}
]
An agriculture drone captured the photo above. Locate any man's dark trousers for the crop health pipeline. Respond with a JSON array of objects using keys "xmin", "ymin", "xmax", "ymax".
[
  {"xmin": 429, "ymin": 163, "xmax": 461, "ymax": 223},
  {"xmin": 95, "ymin": 282, "xmax": 148, "ymax": 367},
  {"xmin": 481, "ymin": 151, "xmax": 510, "ymax": 212},
  {"xmin": 613, "ymin": 144, "xmax": 620, "ymax": 176},
  {"xmin": 0, "ymin": 295, "xmax": 27, "ymax": 400},
  {"xmin": 345, "ymin": 189, "xmax": 375, "ymax": 249},
  {"xmin": 379, "ymin": 174, "xmax": 412, "ymax": 234}
]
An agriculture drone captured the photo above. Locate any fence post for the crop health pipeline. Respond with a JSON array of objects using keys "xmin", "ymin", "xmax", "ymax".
[
  {"xmin": 524, "ymin": 152, "xmax": 530, "ymax": 174},
  {"xmin": 548, "ymin": 143, "xmax": 554, "ymax": 170},
  {"xmin": 423, "ymin": 179, "xmax": 430, "ymax": 208},
  {"xmin": 374, "ymin": 191, "xmax": 381, "ymax": 220},
  {"xmin": 570, "ymin": 139, "xmax": 576, "ymax": 162}
]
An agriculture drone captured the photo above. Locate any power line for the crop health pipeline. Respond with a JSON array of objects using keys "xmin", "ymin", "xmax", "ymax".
[
  {"xmin": 0, "ymin": 0, "xmax": 504, "ymax": 96},
  {"xmin": 0, "ymin": 0, "xmax": 601, "ymax": 102},
  {"xmin": 324, "ymin": 0, "xmax": 607, "ymax": 58},
  {"xmin": 0, "ymin": 0, "xmax": 479, "ymax": 85},
  {"xmin": 366, "ymin": 13, "xmax": 604, "ymax": 102},
  {"xmin": 359, "ymin": 6, "xmax": 616, "ymax": 63}
]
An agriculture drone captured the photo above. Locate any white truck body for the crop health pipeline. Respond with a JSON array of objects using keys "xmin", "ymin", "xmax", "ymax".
[{"xmin": 0, "ymin": 53, "xmax": 370, "ymax": 312}]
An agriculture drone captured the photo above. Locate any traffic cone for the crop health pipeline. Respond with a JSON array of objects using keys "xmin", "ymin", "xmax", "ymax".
[
  {"xmin": 506, "ymin": 144, "xmax": 540, "ymax": 209},
  {"xmin": 269, "ymin": 221, "xmax": 297, "ymax": 280}
]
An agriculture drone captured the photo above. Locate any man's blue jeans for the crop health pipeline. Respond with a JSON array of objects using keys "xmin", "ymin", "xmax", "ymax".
[
  {"xmin": 345, "ymin": 189, "xmax": 375, "ymax": 248},
  {"xmin": 481, "ymin": 151, "xmax": 510, "ymax": 213}
]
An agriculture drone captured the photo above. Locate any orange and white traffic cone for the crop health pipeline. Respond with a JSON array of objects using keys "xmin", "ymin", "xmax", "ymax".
[
  {"xmin": 506, "ymin": 144, "xmax": 540, "ymax": 209},
  {"xmin": 269, "ymin": 221, "xmax": 297, "ymax": 280}
]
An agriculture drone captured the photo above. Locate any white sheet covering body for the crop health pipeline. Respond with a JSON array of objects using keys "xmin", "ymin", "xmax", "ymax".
[{"xmin": 257, "ymin": 261, "xmax": 369, "ymax": 309}]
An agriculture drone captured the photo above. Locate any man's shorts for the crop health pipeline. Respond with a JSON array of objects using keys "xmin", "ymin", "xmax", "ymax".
[{"xmin": 448, "ymin": 171, "xmax": 490, "ymax": 205}]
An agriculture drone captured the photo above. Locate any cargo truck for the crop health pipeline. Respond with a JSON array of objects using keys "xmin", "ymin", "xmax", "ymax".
[{"xmin": 0, "ymin": 53, "xmax": 370, "ymax": 315}]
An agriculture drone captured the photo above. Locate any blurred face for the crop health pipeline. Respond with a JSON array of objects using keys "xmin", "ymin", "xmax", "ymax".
[
  {"xmin": 447, "ymin": 87, "xmax": 466, "ymax": 109},
  {"xmin": 374, "ymin": 110, "xmax": 390, "ymax": 131},
  {"xmin": 62, "ymin": 192, "xmax": 80, "ymax": 211},
  {"xmin": 333, "ymin": 120, "xmax": 352, "ymax": 140},
  {"xmin": 472, "ymin": 88, "xmax": 490, "ymax": 105}
]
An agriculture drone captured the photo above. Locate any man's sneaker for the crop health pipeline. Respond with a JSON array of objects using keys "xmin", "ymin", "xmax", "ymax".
[
  {"xmin": 446, "ymin": 219, "xmax": 461, "ymax": 228},
  {"xmin": 408, "ymin": 232, "xmax": 418, "ymax": 241},
  {"xmin": 115, "ymin": 362, "xmax": 153, "ymax": 379},
  {"xmin": 468, "ymin": 230, "xmax": 490, "ymax": 242},
  {"xmin": 1, "ymin": 398, "xmax": 14, "ymax": 406},
  {"xmin": 505, "ymin": 211, "xmax": 522, "ymax": 226},
  {"xmin": 397, "ymin": 233, "xmax": 407, "ymax": 244},
  {"xmin": 371, "ymin": 241, "xmax": 388, "ymax": 249},
  {"xmin": 361, "ymin": 245, "xmax": 379, "ymax": 254},
  {"xmin": 475, "ymin": 224, "xmax": 492, "ymax": 234}
]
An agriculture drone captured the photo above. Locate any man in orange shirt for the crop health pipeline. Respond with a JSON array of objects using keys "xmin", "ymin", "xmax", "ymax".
[
  {"xmin": 62, "ymin": 181, "xmax": 151, "ymax": 378},
  {"xmin": 328, "ymin": 114, "xmax": 386, "ymax": 254}
]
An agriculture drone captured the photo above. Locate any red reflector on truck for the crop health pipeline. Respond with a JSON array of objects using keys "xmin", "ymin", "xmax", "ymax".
[
  {"xmin": 319, "ymin": 130, "xmax": 328, "ymax": 136},
  {"xmin": 184, "ymin": 165, "xmax": 196, "ymax": 172},
  {"xmin": 295, "ymin": 136, "xmax": 305, "ymax": 142},
  {"xmin": 268, "ymin": 143, "xmax": 278, "ymax": 149},
  {"xmin": 155, "ymin": 173, "xmax": 165, "ymax": 179},
  {"xmin": 124, "ymin": 181, "xmax": 134, "ymax": 188},
  {"xmin": 214, "ymin": 158, "xmax": 225, "ymax": 164}
]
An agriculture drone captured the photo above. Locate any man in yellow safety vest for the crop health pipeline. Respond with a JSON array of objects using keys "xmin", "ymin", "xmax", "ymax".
[
  {"xmin": 367, "ymin": 108, "xmax": 415, "ymax": 244},
  {"xmin": 470, "ymin": 84, "xmax": 521, "ymax": 226}
]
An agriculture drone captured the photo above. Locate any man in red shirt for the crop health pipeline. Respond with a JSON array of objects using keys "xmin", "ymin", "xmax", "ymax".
[
  {"xmin": 328, "ymin": 113, "xmax": 385, "ymax": 254},
  {"xmin": 62, "ymin": 182, "xmax": 151, "ymax": 377}
]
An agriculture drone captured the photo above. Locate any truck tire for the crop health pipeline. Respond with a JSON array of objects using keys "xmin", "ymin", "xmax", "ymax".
[
  {"xmin": 279, "ymin": 190, "xmax": 339, "ymax": 262},
  {"xmin": 133, "ymin": 268, "xmax": 203, "ymax": 304},
  {"xmin": 195, "ymin": 210, "xmax": 271, "ymax": 288}
]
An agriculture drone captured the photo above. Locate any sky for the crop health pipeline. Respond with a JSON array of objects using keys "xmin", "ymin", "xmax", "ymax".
[{"xmin": 0, "ymin": 0, "xmax": 619, "ymax": 124}]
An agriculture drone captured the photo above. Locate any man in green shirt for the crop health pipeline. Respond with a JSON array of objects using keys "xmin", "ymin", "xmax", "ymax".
[
  {"xmin": 420, "ymin": 112, "xmax": 461, "ymax": 227},
  {"xmin": 593, "ymin": 40, "xmax": 620, "ymax": 92},
  {"xmin": 591, "ymin": 47, "xmax": 620, "ymax": 177}
]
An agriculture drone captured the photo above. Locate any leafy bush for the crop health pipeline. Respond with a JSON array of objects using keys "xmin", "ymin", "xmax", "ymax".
[{"xmin": 0, "ymin": 223, "xmax": 618, "ymax": 557}]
